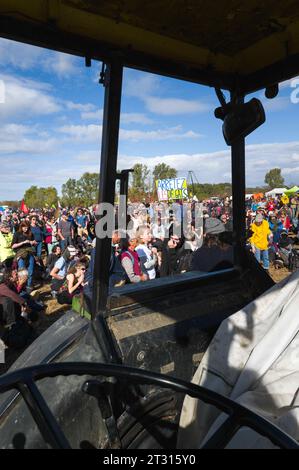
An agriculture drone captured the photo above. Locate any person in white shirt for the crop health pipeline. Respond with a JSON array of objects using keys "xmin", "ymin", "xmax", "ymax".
[{"xmin": 135, "ymin": 226, "xmax": 157, "ymax": 280}]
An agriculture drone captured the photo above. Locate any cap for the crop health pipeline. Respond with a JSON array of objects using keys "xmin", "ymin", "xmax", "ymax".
[{"xmin": 204, "ymin": 218, "xmax": 225, "ymax": 234}]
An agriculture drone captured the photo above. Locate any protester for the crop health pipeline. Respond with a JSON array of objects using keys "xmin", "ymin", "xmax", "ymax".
[
  {"xmin": 45, "ymin": 215, "xmax": 58, "ymax": 254},
  {"xmin": 0, "ymin": 221, "xmax": 15, "ymax": 268},
  {"xmin": 57, "ymin": 262, "xmax": 86, "ymax": 305},
  {"xmin": 57, "ymin": 211, "xmax": 74, "ymax": 251},
  {"xmin": 50, "ymin": 245, "xmax": 77, "ymax": 297},
  {"xmin": 135, "ymin": 226, "xmax": 157, "ymax": 280},
  {"xmin": 120, "ymin": 234, "xmax": 147, "ymax": 283},
  {"xmin": 12, "ymin": 222, "xmax": 37, "ymax": 292},
  {"xmin": 30, "ymin": 215, "xmax": 45, "ymax": 261},
  {"xmin": 76, "ymin": 208, "xmax": 88, "ymax": 238},
  {"xmin": 249, "ymin": 213, "xmax": 272, "ymax": 271},
  {"xmin": 0, "ymin": 267, "xmax": 34, "ymax": 349}
]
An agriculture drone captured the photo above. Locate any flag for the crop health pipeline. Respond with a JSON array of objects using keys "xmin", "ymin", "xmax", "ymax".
[
  {"xmin": 57, "ymin": 199, "xmax": 62, "ymax": 209},
  {"xmin": 20, "ymin": 199, "xmax": 29, "ymax": 214}
]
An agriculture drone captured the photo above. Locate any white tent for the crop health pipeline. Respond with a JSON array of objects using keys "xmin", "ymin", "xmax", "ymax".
[{"xmin": 265, "ymin": 187, "xmax": 287, "ymax": 197}]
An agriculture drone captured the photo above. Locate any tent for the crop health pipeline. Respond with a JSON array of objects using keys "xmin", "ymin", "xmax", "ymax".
[
  {"xmin": 265, "ymin": 187, "xmax": 287, "ymax": 197},
  {"xmin": 284, "ymin": 186, "xmax": 299, "ymax": 195}
]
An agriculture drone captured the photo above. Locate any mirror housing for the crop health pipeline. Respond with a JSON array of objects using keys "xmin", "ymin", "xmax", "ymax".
[{"xmin": 222, "ymin": 98, "xmax": 265, "ymax": 145}]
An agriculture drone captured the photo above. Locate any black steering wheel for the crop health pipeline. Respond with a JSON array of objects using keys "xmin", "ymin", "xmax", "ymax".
[{"xmin": 0, "ymin": 362, "xmax": 297, "ymax": 449}]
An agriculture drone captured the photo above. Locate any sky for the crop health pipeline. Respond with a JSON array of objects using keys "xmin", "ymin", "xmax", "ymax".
[{"xmin": 0, "ymin": 37, "xmax": 299, "ymax": 200}]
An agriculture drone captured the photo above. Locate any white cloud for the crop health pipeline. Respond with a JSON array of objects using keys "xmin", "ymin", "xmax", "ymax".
[
  {"xmin": 66, "ymin": 101, "xmax": 96, "ymax": 112},
  {"xmin": 124, "ymin": 74, "xmax": 160, "ymax": 98},
  {"xmin": 0, "ymin": 38, "xmax": 44, "ymax": 71},
  {"xmin": 119, "ymin": 126, "xmax": 202, "ymax": 141},
  {"xmin": 124, "ymin": 72, "xmax": 210, "ymax": 115},
  {"xmin": 121, "ymin": 113, "xmax": 153, "ymax": 125},
  {"xmin": 0, "ymin": 38, "xmax": 80, "ymax": 79},
  {"xmin": 59, "ymin": 124, "xmax": 202, "ymax": 142},
  {"xmin": 3, "ymin": 139, "xmax": 299, "ymax": 200},
  {"xmin": 261, "ymin": 96, "xmax": 290, "ymax": 112},
  {"xmin": 42, "ymin": 53, "xmax": 79, "ymax": 78},
  {"xmin": 280, "ymin": 77, "xmax": 299, "ymax": 89},
  {"xmin": 0, "ymin": 138, "xmax": 57, "ymax": 154},
  {"xmin": 81, "ymin": 110, "xmax": 103, "ymax": 120},
  {"xmin": 59, "ymin": 124, "xmax": 102, "ymax": 142},
  {"xmin": 145, "ymin": 97, "xmax": 210, "ymax": 115},
  {"xmin": 281, "ymin": 166, "xmax": 299, "ymax": 175},
  {"xmin": 0, "ymin": 123, "xmax": 58, "ymax": 154},
  {"xmin": 81, "ymin": 110, "xmax": 153, "ymax": 125},
  {"xmin": 117, "ymin": 141, "xmax": 299, "ymax": 186},
  {"xmin": 76, "ymin": 150, "xmax": 100, "ymax": 162},
  {"xmin": 0, "ymin": 74, "xmax": 61, "ymax": 119}
]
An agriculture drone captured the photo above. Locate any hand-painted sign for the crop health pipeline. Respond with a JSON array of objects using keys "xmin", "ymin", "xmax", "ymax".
[{"xmin": 156, "ymin": 178, "xmax": 188, "ymax": 201}]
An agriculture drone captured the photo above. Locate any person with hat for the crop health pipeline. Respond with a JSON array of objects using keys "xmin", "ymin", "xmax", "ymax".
[
  {"xmin": 204, "ymin": 217, "xmax": 226, "ymax": 235},
  {"xmin": 249, "ymin": 213, "xmax": 272, "ymax": 271},
  {"xmin": 191, "ymin": 217, "xmax": 233, "ymax": 272},
  {"xmin": 0, "ymin": 221, "xmax": 15, "ymax": 268}
]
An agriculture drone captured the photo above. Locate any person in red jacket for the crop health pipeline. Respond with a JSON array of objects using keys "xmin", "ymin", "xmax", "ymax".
[{"xmin": 279, "ymin": 212, "xmax": 292, "ymax": 232}]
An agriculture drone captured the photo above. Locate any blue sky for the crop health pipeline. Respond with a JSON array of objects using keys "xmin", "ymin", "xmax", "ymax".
[{"xmin": 0, "ymin": 37, "xmax": 299, "ymax": 200}]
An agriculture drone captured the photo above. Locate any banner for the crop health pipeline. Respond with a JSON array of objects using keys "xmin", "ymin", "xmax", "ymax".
[{"xmin": 156, "ymin": 178, "xmax": 188, "ymax": 201}]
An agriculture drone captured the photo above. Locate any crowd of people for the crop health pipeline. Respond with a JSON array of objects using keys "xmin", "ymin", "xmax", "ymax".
[{"xmin": 0, "ymin": 191, "xmax": 299, "ymax": 349}]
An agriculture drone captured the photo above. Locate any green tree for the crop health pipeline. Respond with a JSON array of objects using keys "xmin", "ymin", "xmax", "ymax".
[
  {"xmin": 42, "ymin": 187, "xmax": 58, "ymax": 208},
  {"xmin": 153, "ymin": 163, "xmax": 177, "ymax": 184},
  {"xmin": 131, "ymin": 164, "xmax": 150, "ymax": 192},
  {"xmin": 77, "ymin": 172, "xmax": 99, "ymax": 207},
  {"xmin": 24, "ymin": 186, "xmax": 58, "ymax": 209},
  {"xmin": 61, "ymin": 178, "xmax": 80, "ymax": 207},
  {"xmin": 264, "ymin": 168, "xmax": 285, "ymax": 189},
  {"xmin": 24, "ymin": 186, "xmax": 40, "ymax": 208}
]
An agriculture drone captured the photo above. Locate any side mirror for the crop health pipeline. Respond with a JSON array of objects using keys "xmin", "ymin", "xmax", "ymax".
[{"xmin": 222, "ymin": 98, "xmax": 265, "ymax": 145}]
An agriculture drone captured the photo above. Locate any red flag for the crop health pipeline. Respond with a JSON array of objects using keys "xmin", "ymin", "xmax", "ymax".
[{"xmin": 20, "ymin": 199, "xmax": 29, "ymax": 214}]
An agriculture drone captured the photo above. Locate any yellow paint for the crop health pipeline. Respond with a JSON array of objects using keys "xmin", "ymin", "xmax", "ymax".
[{"xmin": 1, "ymin": 1, "xmax": 299, "ymax": 81}]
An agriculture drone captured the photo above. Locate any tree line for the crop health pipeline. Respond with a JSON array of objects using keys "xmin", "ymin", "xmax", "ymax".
[{"xmin": 15, "ymin": 166, "xmax": 288, "ymax": 209}]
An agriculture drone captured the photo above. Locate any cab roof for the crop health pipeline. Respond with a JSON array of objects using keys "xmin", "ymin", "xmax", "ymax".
[{"xmin": 1, "ymin": 0, "xmax": 299, "ymax": 93}]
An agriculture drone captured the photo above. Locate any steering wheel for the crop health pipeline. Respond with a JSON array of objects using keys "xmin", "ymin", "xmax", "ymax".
[{"xmin": 0, "ymin": 362, "xmax": 297, "ymax": 449}]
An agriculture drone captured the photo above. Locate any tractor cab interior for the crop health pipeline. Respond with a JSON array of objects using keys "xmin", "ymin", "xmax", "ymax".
[{"xmin": 0, "ymin": 0, "xmax": 299, "ymax": 449}]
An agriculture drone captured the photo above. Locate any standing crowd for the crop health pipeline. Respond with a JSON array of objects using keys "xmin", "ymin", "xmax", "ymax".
[{"xmin": 0, "ymin": 192, "xmax": 299, "ymax": 349}]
